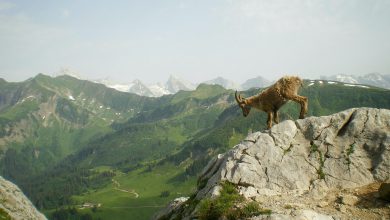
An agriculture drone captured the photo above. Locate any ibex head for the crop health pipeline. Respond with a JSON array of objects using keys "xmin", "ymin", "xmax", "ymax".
[{"xmin": 235, "ymin": 91, "xmax": 251, "ymax": 117}]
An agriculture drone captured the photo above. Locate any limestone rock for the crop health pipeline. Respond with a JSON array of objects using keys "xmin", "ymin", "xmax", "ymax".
[
  {"xmin": 157, "ymin": 108, "xmax": 390, "ymax": 220},
  {"xmin": 338, "ymin": 194, "xmax": 359, "ymax": 206},
  {"xmin": 0, "ymin": 176, "xmax": 47, "ymax": 220},
  {"xmin": 153, "ymin": 197, "xmax": 189, "ymax": 220}
]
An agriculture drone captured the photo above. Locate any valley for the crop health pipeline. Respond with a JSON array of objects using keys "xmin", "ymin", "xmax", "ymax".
[{"xmin": 1, "ymin": 74, "xmax": 390, "ymax": 219}]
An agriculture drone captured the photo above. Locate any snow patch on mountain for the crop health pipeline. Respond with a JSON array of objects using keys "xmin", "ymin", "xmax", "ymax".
[
  {"xmin": 128, "ymin": 79, "xmax": 154, "ymax": 97},
  {"xmin": 149, "ymin": 83, "xmax": 171, "ymax": 97},
  {"xmin": 106, "ymin": 84, "xmax": 131, "ymax": 92},
  {"xmin": 344, "ymin": 84, "xmax": 370, "ymax": 88},
  {"xmin": 321, "ymin": 73, "xmax": 390, "ymax": 89}
]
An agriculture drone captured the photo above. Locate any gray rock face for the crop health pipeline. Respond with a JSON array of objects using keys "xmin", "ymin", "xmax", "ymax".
[
  {"xmin": 158, "ymin": 108, "xmax": 390, "ymax": 220},
  {"xmin": 154, "ymin": 197, "xmax": 189, "ymax": 220},
  {"xmin": 199, "ymin": 108, "xmax": 389, "ymax": 198},
  {"xmin": 0, "ymin": 176, "xmax": 47, "ymax": 220}
]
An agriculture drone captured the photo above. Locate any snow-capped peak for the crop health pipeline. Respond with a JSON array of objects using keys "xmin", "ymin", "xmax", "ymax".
[
  {"xmin": 165, "ymin": 75, "xmax": 196, "ymax": 93},
  {"xmin": 128, "ymin": 79, "xmax": 154, "ymax": 97},
  {"xmin": 148, "ymin": 83, "xmax": 171, "ymax": 97},
  {"xmin": 320, "ymin": 73, "xmax": 390, "ymax": 89},
  {"xmin": 334, "ymin": 74, "xmax": 358, "ymax": 84}
]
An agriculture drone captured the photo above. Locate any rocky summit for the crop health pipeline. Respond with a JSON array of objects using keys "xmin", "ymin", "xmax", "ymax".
[
  {"xmin": 0, "ymin": 176, "xmax": 47, "ymax": 220},
  {"xmin": 156, "ymin": 107, "xmax": 390, "ymax": 220}
]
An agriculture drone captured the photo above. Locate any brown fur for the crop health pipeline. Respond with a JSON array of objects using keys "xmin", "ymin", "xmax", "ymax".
[{"xmin": 235, "ymin": 76, "xmax": 308, "ymax": 129}]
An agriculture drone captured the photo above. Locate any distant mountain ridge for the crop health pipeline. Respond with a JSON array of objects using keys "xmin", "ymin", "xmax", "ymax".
[
  {"xmin": 97, "ymin": 75, "xmax": 272, "ymax": 97},
  {"xmin": 203, "ymin": 77, "xmax": 241, "ymax": 90},
  {"xmin": 321, "ymin": 73, "xmax": 390, "ymax": 89},
  {"xmin": 99, "ymin": 73, "xmax": 390, "ymax": 97},
  {"xmin": 241, "ymin": 76, "xmax": 272, "ymax": 90},
  {"xmin": 95, "ymin": 75, "xmax": 194, "ymax": 97},
  {"xmin": 45, "ymin": 70, "xmax": 390, "ymax": 97}
]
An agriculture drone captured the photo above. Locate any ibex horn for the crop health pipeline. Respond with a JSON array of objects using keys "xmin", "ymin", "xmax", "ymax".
[{"xmin": 235, "ymin": 91, "xmax": 243, "ymax": 103}]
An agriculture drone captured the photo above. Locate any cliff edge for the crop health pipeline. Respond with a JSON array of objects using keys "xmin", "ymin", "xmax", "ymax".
[
  {"xmin": 156, "ymin": 107, "xmax": 390, "ymax": 220},
  {"xmin": 0, "ymin": 176, "xmax": 47, "ymax": 220}
]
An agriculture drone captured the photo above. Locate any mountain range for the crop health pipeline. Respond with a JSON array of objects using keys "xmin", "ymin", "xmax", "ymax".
[
  {"xmin": 320, "ymin": 72, "xmax": 390, "ymax": 89},
  {"xmin": 0, "ymin": 74, "xmax": 389, "ymax": 220},
  {"xmin": 98, "ymin": 75, "xmax": 272, "ymax": 97},
  {"xmin": 98, "ymin": 73, "xmax": 390, "ymax": 97},
  {"xmin": 48, "ymin": 68, "xmax": 390, "ymax": 96},
  {"xmin": 98, "ymin": 75, "xmax": 194, "ymax": 97}
]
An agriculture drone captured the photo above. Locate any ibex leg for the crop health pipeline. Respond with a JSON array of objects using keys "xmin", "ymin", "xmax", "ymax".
[
  {"xmin": 273, "ymin": 110, "xmax": 279, "ymax": 124},
  {"xmin": 285, "ymin": 95, "xmax": 308, "ymax": 119},
  {"xmin": 267, "ymin": 111, "xmax": 274, "ymax": 129}
]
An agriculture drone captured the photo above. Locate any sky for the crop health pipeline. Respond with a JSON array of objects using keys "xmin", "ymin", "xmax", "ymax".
[{"xmin": 0, "ymin": 0, "xmax": 389, "ymax": 84}]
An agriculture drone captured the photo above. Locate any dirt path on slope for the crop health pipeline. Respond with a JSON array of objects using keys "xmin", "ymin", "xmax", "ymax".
[{"xmin": 111, "ymin": 179, "xmax": 139, "ymax": 198}]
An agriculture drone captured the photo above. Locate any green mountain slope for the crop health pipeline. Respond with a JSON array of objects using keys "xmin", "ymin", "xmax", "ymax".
[
  {"xmin": 9, "ymin": 78, "xmax": 390, "ymax": 218},
  {"xmin": 0, "ymin": 74, "xmax": 156, "ymax": 185},
  {"xmin": 1, "ymin": 76, "xmax": 390, "ymax": 220}
]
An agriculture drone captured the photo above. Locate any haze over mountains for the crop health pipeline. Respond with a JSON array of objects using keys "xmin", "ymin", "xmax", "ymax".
[
  {"xmin": 99, "ymin": 74, "xmax": 389, "ymax": 97},
  {"xmin": 98, "ymin": 75, "xmax": 273, "ymax": 97},
  {"xmin": 321, "ymin": 73, "xmax": 390, "ymax": 90},
  {"xmin": 65, "ymin": 70, "xmax": 390, "ymax": 97}
]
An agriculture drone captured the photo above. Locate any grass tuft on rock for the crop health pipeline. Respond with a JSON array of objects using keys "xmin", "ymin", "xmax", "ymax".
[
  {"xmin": 198, "ymin": 181, "xmax": 271, "ymax": 220},
  {"xmin": 0, "ymin": 208, "xmax": 12, "ymax": 220}
]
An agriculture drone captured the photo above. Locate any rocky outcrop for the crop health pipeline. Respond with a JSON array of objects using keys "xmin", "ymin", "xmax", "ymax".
[
  {"xmin": 158, "ymin": 108, "xmax": 390, "ymax": 220},
  {"xmin": 0, "ymin": 176, "xmax": 47, "ymax": 220}
]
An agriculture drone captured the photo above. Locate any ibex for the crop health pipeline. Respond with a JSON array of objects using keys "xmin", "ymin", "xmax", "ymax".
[{"xmin": 235, "ymin": 76, "xmax": 308, "ymax": 129}]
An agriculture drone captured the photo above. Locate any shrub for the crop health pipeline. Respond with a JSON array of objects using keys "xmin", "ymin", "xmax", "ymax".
[
  {"xmin": 198, "ymin": 181, "xmax": 270, "ymax": 220},
  {"xmin": 160, "ymin": 190, "xmax": 170, "ymax": 197}
]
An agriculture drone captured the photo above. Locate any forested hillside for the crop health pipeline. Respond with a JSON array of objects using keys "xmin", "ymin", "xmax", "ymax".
[{"xmin": 1, "ymin": 75, "xmax": 389, "ymax": 219}]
